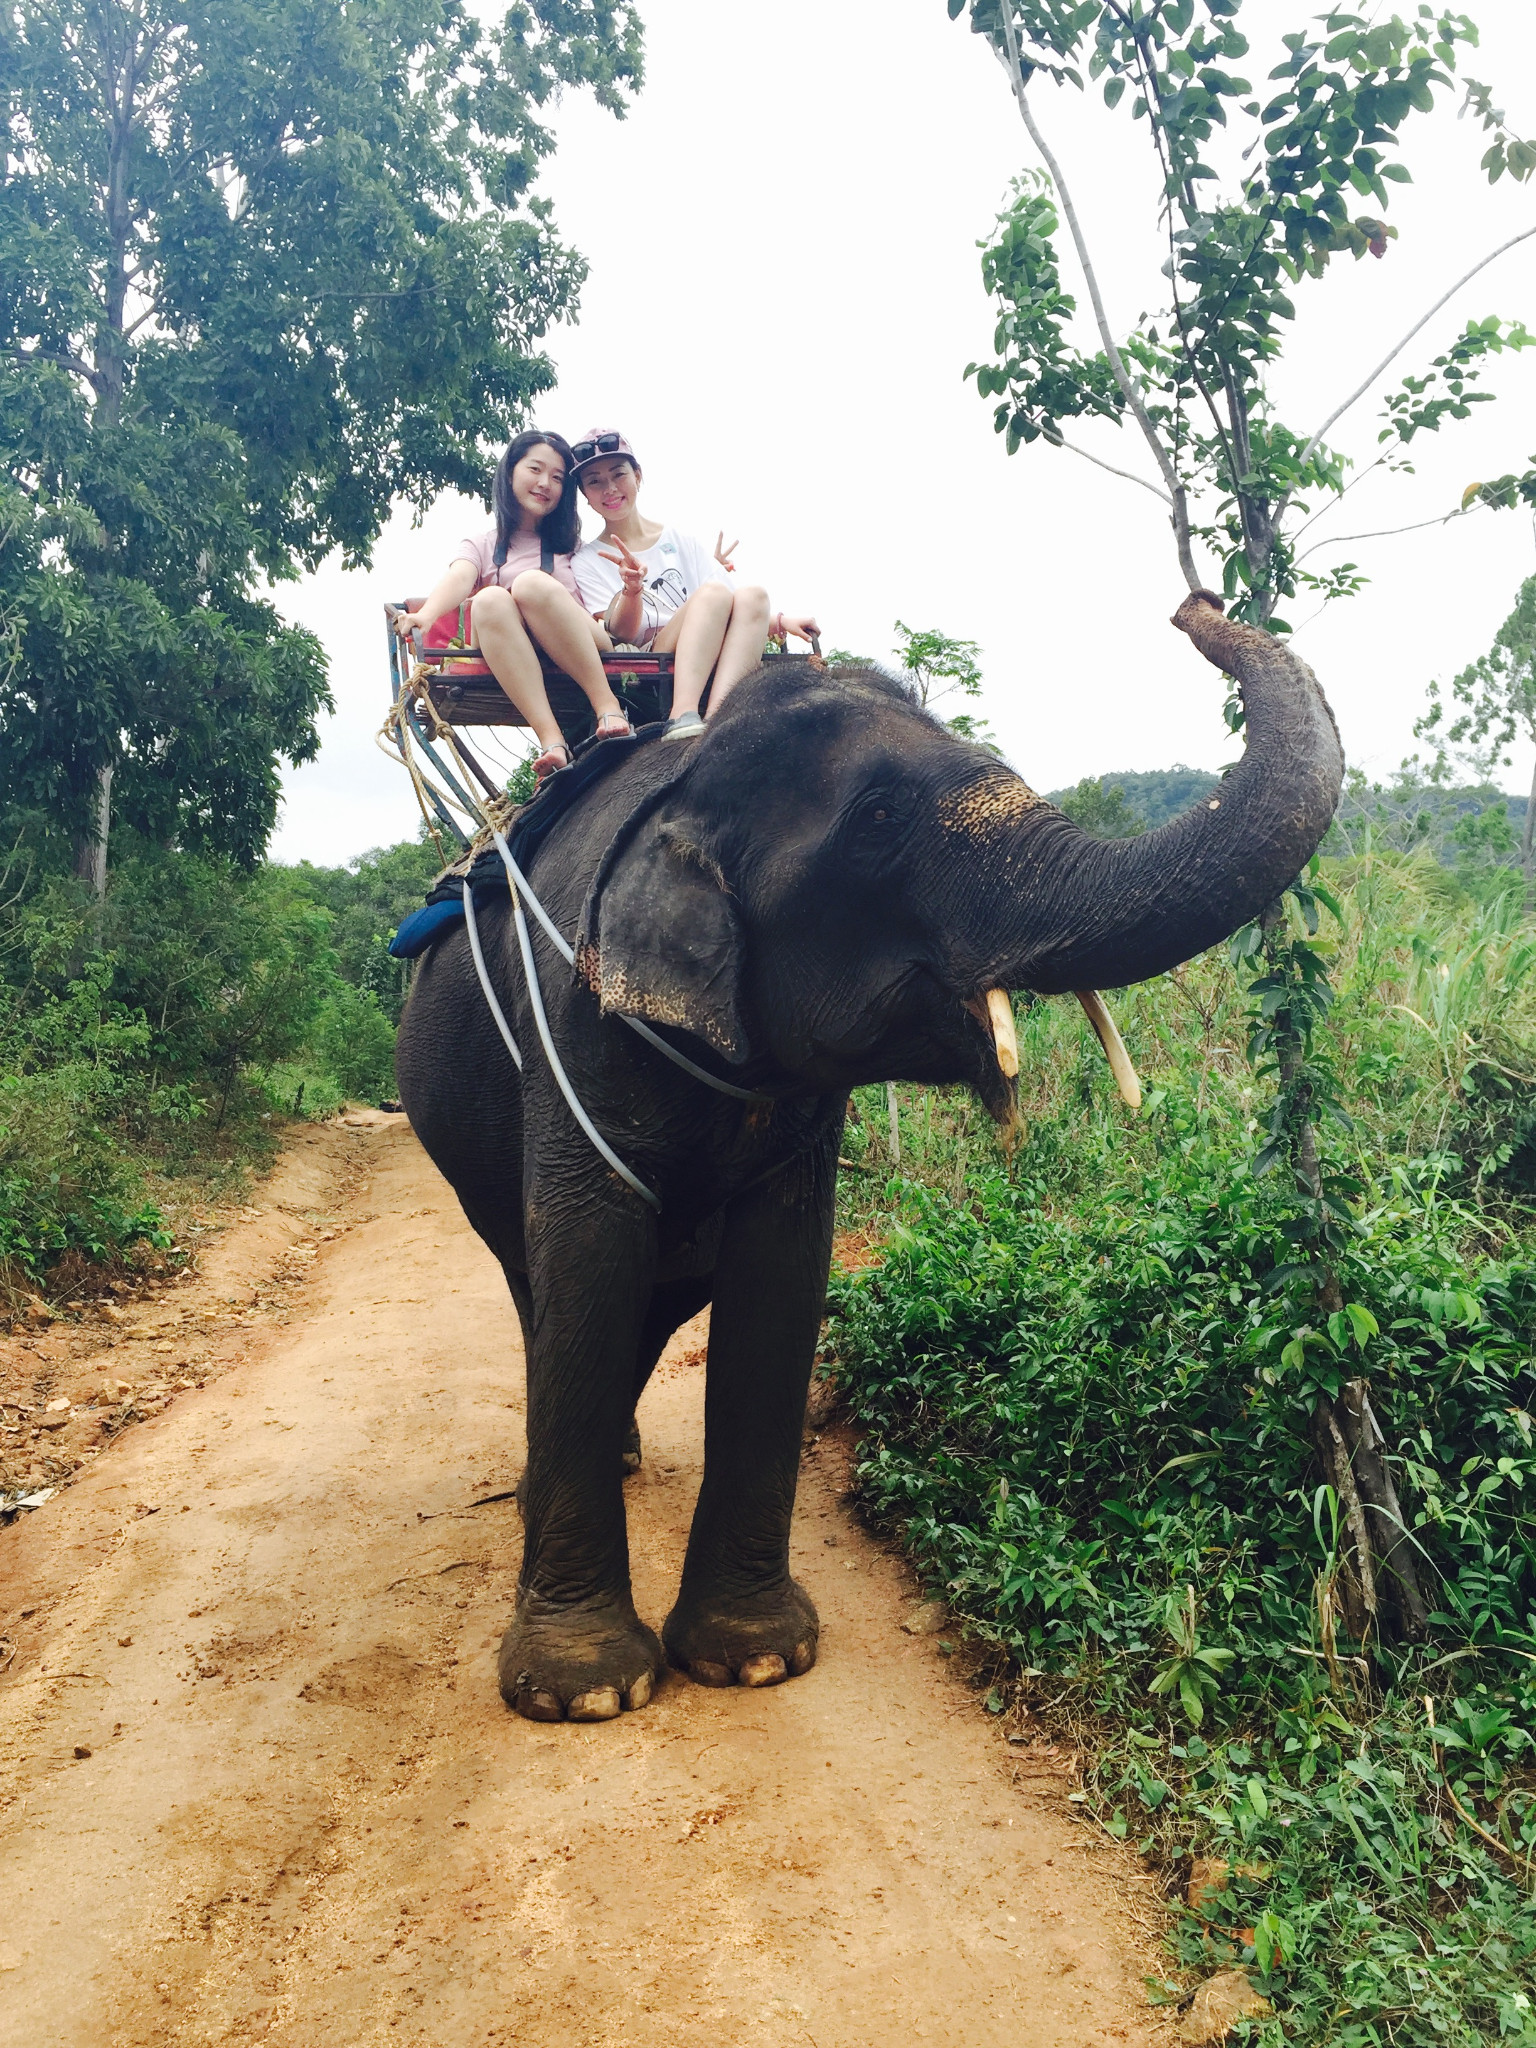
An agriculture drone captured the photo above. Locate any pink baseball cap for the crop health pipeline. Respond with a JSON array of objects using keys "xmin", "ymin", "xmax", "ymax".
[{"xmin": 570, "ymin": 428, "xmax": 637, "ymax": 477}]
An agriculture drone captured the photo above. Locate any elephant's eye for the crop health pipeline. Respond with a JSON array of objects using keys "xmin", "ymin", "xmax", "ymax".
[{"xmin": 847, "ymin": 791, "xmax": 904, "ymax": 846}]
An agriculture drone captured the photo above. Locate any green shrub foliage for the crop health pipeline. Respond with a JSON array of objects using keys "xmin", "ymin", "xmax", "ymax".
[
  {"xmin": 0, "ymin": 831, "xmax": 437, "ymax": 1283},
  {"xmin": 832, "ymin": 850, "xmax": 1536, "ymax": 2044}
]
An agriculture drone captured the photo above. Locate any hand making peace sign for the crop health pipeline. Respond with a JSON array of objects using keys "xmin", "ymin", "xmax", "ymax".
[{"xmin": 597, "ymin": 533, "xmax": 648, "ymax": 594}]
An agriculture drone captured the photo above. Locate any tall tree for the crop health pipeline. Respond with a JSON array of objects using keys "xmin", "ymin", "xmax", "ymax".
[
  {"xmin": 953, "ymin": 2, "xmax": 1536, "ymax": 627},
  {"xmin": 1418, "ymin": 574, "xmax": 1536, "ymax": 897},
  {"xmin": 0, "ymin": 0, "xmax": 642, "ymax": 879},
  {"xmin": 946, "ymin": 0, "xmax": 1536, "ymax": 1645}
]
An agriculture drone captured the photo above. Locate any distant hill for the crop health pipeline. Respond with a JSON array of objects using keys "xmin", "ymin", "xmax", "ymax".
[
  {"xmin": 1046, "ymin": 766, "xmax": 1220, "ymax": 834},
  {"xmin": 1048, "ymin": 765, "xmax": 1531, "ymax": 890}
]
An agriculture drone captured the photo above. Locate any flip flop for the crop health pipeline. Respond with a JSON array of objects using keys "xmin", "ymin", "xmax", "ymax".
[
  {"xmin": 532, "ymin": 742, "xmax": 572, "ymax": 782},
  {"xmin": 594, "ymin": 712, "xmax": 633, "ymax": 740}
]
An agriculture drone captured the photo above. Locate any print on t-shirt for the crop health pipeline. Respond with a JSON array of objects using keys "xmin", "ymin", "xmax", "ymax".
[
  {"xmin": 572, "ymin": 526, "xmax": 729, "ymax": 639},
  {"xmin": 643, "ymin": 565, "xmax": 689, "ymax": 617}
]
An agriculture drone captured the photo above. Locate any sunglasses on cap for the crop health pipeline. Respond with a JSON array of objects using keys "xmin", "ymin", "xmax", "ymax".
[{"xmin": 572, "ymin": 433, "xmax": 629, "ymax": 465}]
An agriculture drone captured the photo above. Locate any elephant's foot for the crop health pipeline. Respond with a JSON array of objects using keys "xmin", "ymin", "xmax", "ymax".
[
  {"xmin": 662, "ymin": 1579, "xmax": 819, "ymax": 1690},
  {"xmin": 498, "ymin": 1594, "xmax": 662, "ymax": 1723}
]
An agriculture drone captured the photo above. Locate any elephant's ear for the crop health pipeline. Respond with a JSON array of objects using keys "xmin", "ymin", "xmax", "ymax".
[{"xmin": 577, "ymin": 819, "xmax": 749, "ymax": 1063}]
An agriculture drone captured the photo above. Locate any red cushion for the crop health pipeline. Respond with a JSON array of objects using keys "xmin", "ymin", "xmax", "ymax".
[{"xmin": 422, "ymin": 605, "xmax": 470, "ymax": 652}]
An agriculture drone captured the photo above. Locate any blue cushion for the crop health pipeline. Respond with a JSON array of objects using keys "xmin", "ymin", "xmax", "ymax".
[{"xmin": 389, "ymin": 896, "xmax": 470, "ymax": 959}]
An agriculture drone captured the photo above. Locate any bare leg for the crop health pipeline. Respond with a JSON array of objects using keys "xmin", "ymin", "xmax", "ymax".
[
  {"xmin": 704, "ymin": 584, "xmax": 773, "ymax": 717},
  {"xmin": 510, "ymin": 572, "xmax": 624, "ymax": 724},
  {"xmin": 471, "ymin": 585, "xmax": 568, "ymax": 753},
  {"xmin": 653, "ymin": 582, "xmax": 734, "ymax": 718}
]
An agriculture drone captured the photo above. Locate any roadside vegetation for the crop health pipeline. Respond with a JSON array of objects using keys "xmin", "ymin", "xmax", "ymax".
[
  {"xmin": 0, "ymin": 831, "xmax": 439, "ymax": 1304},
  {"xmin": 830, "ymin": 840, "xmax": 1536, "ymax": 2045}
]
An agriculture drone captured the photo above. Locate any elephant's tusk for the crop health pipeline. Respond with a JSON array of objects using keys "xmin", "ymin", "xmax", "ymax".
[
  {"xmin": 984, "ymin": 988, "xmax": 1019, "ymax": 1079},
  {"xmin": 1074, "ymin": 990, "xmax": 1141, "ymax": 1110}
]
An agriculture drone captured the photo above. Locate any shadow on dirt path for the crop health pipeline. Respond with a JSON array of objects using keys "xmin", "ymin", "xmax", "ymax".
[{"xmin": 0, "ymin": 1120, "xmax": 1168, "ymax": 2047}]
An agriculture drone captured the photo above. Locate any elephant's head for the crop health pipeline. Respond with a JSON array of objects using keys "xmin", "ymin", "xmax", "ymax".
[{"xmin": 576, "ymin": 594, "xmax": 1343, "ymax": 1121}]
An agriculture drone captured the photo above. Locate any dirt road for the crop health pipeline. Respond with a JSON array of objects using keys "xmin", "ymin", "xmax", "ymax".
[{"xmin": 0, "ymin": 1120, "xmax": 1166, "ymax": 2047}]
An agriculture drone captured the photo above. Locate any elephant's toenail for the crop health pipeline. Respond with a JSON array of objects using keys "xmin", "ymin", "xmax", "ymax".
[
  {"xmin": 624, "ymin": 1670, "xmax": 653, "ymax": 1711},
  {"xmin": 789, "ymin": 1638, "xmax": 816, "ymax": 1676},
  {"xmin": 518, "ymin": 1687, "xmax": 564, "ymax": 1723},
  {"xmin": 738, "ymin": 1653, "xmax": 788, "ymax": 1688},
  {"xmin": 567, "ymin": 1686, "xmax": 623, "ymax": 1722},
  {"xmin": 690, "ymin": 1659, "xmax": 735, "ymax": 1688}
]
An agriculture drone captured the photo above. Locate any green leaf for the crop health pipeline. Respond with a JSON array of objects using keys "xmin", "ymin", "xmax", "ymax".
[{"xmin": 1345, "ymin": 1302, "xmax": 1379, "ymax": 1347}]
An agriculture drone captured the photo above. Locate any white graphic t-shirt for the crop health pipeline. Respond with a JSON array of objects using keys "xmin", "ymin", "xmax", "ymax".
[{"xmin": 573, "ymin": 526, "xmax": 730, "ymax": 638}]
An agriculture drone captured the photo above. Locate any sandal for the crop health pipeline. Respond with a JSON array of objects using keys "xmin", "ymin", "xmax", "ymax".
[
  {"xmin": 594, "ymin": 712, "xmax": 633, "ymax": 741},
  {"xmin": 532, "ymin": 742, "xmax": 572, "ymax": 783}
]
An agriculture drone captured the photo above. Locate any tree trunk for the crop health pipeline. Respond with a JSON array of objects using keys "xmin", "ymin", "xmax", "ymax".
[
  {"xmin": 1261, "ymin": 910, "xmax": 1426, "ymax": 1647},
  {"xmin": 1337, "ymin": 1378, "xmax": 1429, "ymax": 1641},
  {"xmin": 72, "ymin": 760, "xmax": 113, "ymax": 901}
]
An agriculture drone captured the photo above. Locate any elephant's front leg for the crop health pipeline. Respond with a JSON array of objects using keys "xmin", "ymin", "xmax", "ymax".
[
  {"xmin": 664, "ymin": 1130, "xmax": 838, "ymax": 1689},
  {"xmin": 498, "ymin": 1189, "xmax": 661, "ymax": 1723}
]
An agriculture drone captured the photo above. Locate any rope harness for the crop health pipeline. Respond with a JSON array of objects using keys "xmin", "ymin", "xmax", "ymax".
[{"xmin": 381, "ymin": 650, "xmax": 764, "ymax": 1211}]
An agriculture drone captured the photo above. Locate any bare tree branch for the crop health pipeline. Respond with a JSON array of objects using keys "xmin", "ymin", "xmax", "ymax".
[
  {"xmin": 1293, "ymin": 222, "xmax": 1536, "ymax": 477},
  {"xmin": 1289, "ymin": 454, "xmax": 1392, "ymax": 546},
  {"xmin": 1294, "ymin": 504, "xmax": 1473, "ymax": 564},
  {"xmin": 1047, "ymin": 430, "xmax": 1173, "ymax": 504},
  {"xmin": 989, "ymin": 27, "xmax": 1204, "ymax": 591}
]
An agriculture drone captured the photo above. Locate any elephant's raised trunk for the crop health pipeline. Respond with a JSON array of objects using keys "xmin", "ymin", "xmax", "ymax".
[{"xmin": 955, "ymin": 594, "xmax": 1344, "ymax": 998}]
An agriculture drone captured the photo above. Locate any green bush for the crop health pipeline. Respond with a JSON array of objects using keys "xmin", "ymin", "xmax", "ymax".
[
  {"xmin": 282, "ymin": 833, "xmax": 441, "ymax": 1023},
  {"xmin": 0, "ymin": 967, "xmax": 174, "ymax": 1280},
  {"xmin": 0, "ymin": 841, "xmax": 371, "ymax": 1285},
  {"xmin": 829, "ymin": 854, "xmax": 1536, "ymax": 2045},
  {"xmin": 308, "ymin": 981, "xmax": 398, "ymax": 1103}
]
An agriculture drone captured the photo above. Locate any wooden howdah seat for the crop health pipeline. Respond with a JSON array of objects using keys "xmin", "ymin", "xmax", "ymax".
[{"xmin": 386, "ymin": 600, "xmax": 804, "ymax": 748}]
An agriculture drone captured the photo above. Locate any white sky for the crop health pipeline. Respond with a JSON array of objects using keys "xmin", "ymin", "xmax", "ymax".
[{"xmin": 270, "ymin": 0, "xmax": 1536, "ymax": 867}]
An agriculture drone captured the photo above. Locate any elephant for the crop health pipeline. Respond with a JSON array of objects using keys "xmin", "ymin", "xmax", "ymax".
[{"xmin": 395, "ymin": 591, "xmax": 1343, "ymax": 1724}]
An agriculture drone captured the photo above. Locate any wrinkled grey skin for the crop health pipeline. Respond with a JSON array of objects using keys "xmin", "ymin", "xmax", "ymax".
[{"xmin": 395, "ymin": 596, "xmax": 1343, "ymax": 1723}]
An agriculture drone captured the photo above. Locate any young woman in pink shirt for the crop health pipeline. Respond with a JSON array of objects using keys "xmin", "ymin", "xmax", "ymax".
[{"xmin": 394, "ymin": 430, "xmax": 630, "ymax": 780}]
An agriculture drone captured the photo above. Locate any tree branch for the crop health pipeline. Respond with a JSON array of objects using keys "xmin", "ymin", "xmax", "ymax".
[
  {"xmin": 1125, "ymin": 25, "xmax": 1242, "ymax": 494},
  {"xmin": 1294, "ymin": 504, "xmax": 1473, "ymax": 564},
  {"xmin": 4, "ymin": 344, "xmax": 100, "ymax": 387},
  {"xmin": 1294, "ymin": 222, "xmax": 1536, "ymax": 476},
  {"xmin": 1289, "ymin": 454, "xmax": 1390, "ymax": 545},
  {"xmin": 1046, "ymin": 430, "xmax": 1173, "ymax": 504},
  {"xmin": 989, "ymin": 28, "xmax": 1203, "ymax": 591}
]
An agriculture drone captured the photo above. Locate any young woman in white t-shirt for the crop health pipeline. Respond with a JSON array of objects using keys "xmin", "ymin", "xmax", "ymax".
[
  {"xmin": 393, "ymin": 430, "xmax": 631, "ymax": 780},
  {"xmin": 569, "ymin": 429, "xmax": 819, "ymax": 739}
]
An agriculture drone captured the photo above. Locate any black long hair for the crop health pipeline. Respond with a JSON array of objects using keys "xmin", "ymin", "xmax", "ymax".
[{"xmin": 492, "ymin": 429, "xmax": 581, "ymax": 564}]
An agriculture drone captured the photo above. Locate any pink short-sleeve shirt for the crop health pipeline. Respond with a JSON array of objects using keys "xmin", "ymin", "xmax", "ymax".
[{"xmin": 452, "ymin": 525, "xmax": 580, "ymax": 600}]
